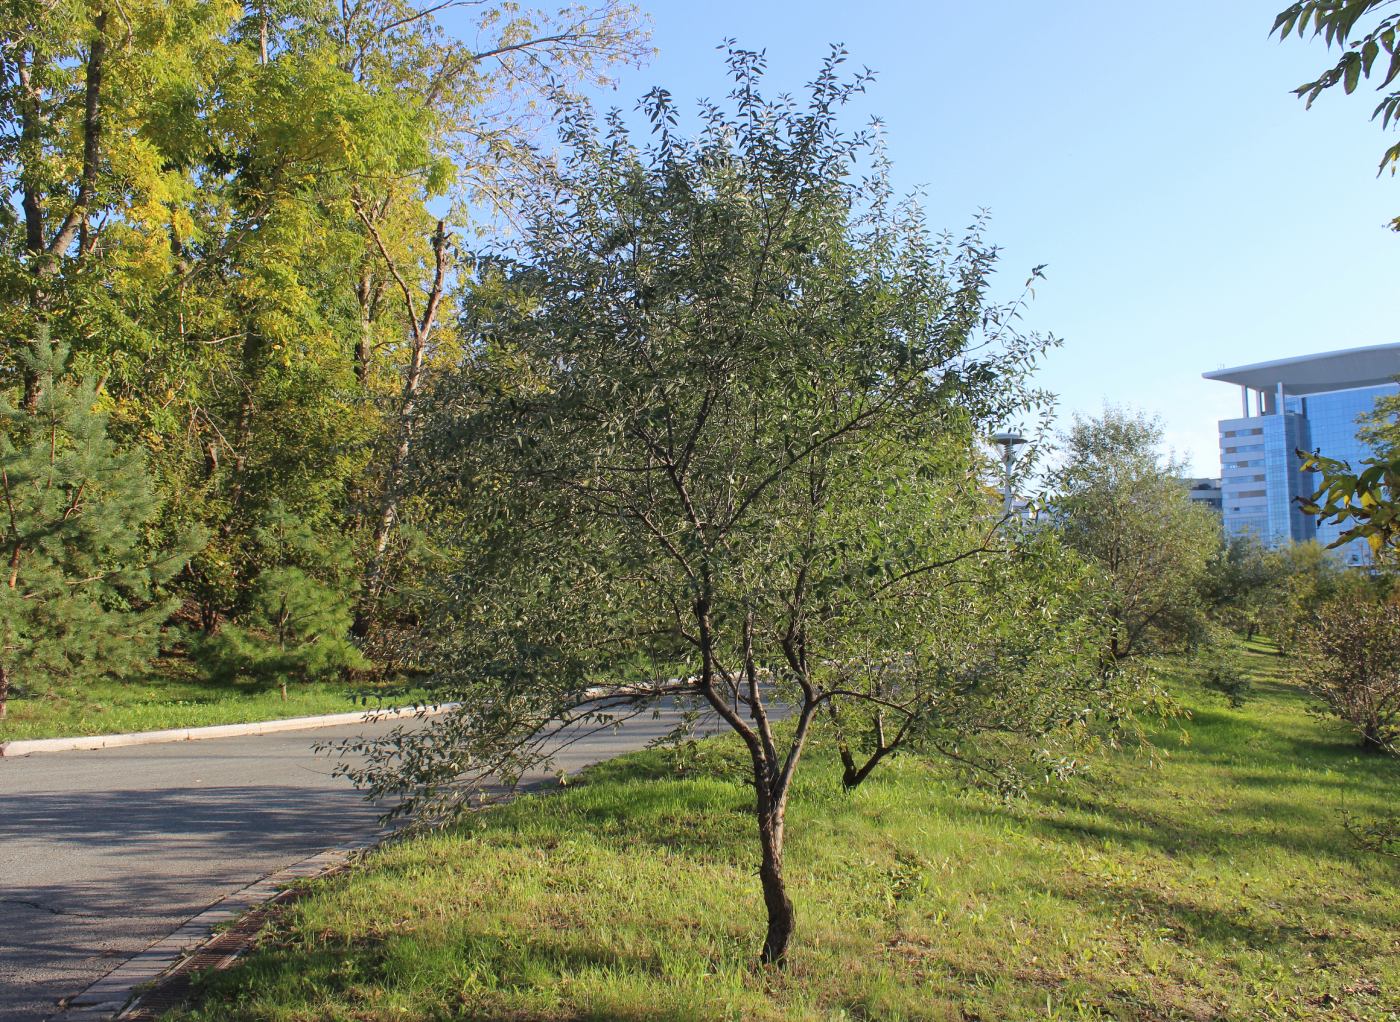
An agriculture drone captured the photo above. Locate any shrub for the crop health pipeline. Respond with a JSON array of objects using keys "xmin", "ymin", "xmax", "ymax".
[
  {"xmin": 1342, "ymin": 807, "xmax": 1400, "ymax": 856},
  {"xmin": 197, "ymin": 505, "xmax": 366, "ymax": 699},
  {"xmin": 1294, "ymin": 599, "xmax": 1400, "ymax": 752},
  {"xmin": 1191, "ymin": 626, "xmax": 1251, "ymax": 706}
]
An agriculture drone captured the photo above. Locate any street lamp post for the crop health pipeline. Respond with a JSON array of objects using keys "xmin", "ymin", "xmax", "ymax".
[{"xmin": 990, "ymin": 431, "xmax": 1027, "ymax": 518}]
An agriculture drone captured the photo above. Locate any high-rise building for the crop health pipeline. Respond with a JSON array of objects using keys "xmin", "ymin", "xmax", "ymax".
[
  {"xmin": 1203, "ymin": 343, "xmax": 1400, "ymax": 564},
  {"xmin": 1182, "ymin": 478, "xmax": 1222, "ymax": 513}
]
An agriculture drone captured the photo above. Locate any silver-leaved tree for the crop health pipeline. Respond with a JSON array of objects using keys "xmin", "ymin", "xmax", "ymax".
[{"xmin": 335, "ymin": 45, "xmax": 1146, "ymax": 966}]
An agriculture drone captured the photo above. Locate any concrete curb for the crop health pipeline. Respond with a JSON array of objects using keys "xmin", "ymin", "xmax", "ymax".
[
  {"xmin": 50, "ymin": 842, "xmax": 367, "ymax": 1022},
  {"xmin": 1, "ymin": 704, "xmax": 456, "ymax": 758}
]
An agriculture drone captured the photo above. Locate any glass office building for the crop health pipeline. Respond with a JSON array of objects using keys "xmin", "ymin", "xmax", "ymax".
[
  {"xmin": 1204, "ymin": 343, "xmax": 1400, "ymax": 565},
  {"xmin": 1183, "ymin": 478, "xmax": 1222, "ymax": 513}
]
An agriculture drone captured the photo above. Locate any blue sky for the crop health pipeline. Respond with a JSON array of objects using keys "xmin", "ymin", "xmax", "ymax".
[{"xmin": 570, "ymin": 0, "xmax": 1399, "ymax": 475}]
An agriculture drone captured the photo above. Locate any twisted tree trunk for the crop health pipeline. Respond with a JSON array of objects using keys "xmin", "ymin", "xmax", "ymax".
[{"xmin": 756, "ymin": 800, "xmax": 794, "ymax": 965}]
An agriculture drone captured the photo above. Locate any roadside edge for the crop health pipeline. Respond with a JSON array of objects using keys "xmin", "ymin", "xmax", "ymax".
[
  {"xmin": 50, "ymin": 842, "xmax": 366, "ymax": 1022},
  {"xmin": 1, "ymin": 704, "xmax": 455, "ymax": 758}
]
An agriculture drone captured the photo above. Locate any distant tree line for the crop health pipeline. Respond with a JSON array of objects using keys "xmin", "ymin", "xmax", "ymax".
[{"xmin": 0, "ymin": 0, "xmax": 649, "ymax": 716}]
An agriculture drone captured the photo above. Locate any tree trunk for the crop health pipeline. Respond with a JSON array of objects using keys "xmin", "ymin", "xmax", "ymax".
[
  {"xmin": 1362, "ymin": 718, "xmax": 1385, "ymax": 752},
  {"xmin": 354, "ymin": 265, "xmax": 377, "ymax": 385},
  {"xmin": 19, "ymin": 11, "xmax": 107, "ymax": 410},
  {"xmin": 17, "ymin": 48, "xmax": 47, "ymax": 411},
  {"xmin": 75, "ymin": 13, "xmax": 107, "ymax": 257},
  {"xmin": 356, "ymin": 219, "xmax": 449, "ymax": 631},
  {"xmin": 696, "ymin": 598, "xmax": 808, "ymax": 968},
  {"xmin": 223, "ymin": 323, "xmax": 260, "ymax": 536},
  {"xmin": 0, "ymin": 664, "xmax": 8, "ymax": 720},
  {"xmin": 757, "ymin": 807, "xmax": 794, "ymax": 965}
]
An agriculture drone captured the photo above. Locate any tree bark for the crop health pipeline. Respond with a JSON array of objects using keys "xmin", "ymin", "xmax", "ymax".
[
  {"xmin": 0, "ymin": 664, "xmax": 8, "ymax": 720},
  {"xmin": 17, "ymin": 47, "xmax": 47, "ymax": 411},
  {"xmin": 75, "ymin": 13, "xmax": 107, "ymax": 258},
  {"xmin": 18, "ymin": 49, "xmax": 45, "ymax": 257},
  {"xmin": 1363, "ymin": 719, "xmax": 1385, "ymax": 752},
  {"xmin": 223, "ymin": 323, "xmax": 260, "ymax": 536},
  {"xmin": 354, "ymin": 264, "xmax": 379, "ymax": 385},
  {"xmin": 757, "ymin": 806, "xmax": 794, "ymax": 965},
  {"xmin": 694, "ymin": 594, "xmax": 810, "ymax": 968},
  {"xmin": 18, "ymin": 10, "xmax": 107, "ymax": 409}
]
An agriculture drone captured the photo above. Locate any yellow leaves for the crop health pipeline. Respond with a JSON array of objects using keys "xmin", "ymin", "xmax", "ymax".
[{"xmin": 168, "ymin": 206, "xmax": 197, "ymax": 247}]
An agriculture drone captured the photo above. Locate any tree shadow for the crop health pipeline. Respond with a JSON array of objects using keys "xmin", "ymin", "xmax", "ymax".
[
  {"xmin": 1040, "ymin": 870, "xmax": 1374, "ymax": 959},
  {"xmin": 476, "ymin": 775, "xmax": 756, "ymax": 863},
  {"xmin": 1005, "ymin": 695, "xmax": 1400, "ymax": 866},
  {"xmin": 191, "ymin": 921, "xmax": 740, "ymax": 1022},
  {"xmin": 0, "ymin": 784, "xmax": 382, "ymax": 856},
  {"xmin": 1020, "ymin": 780, "xmax": 1378, "ymax": 864}
]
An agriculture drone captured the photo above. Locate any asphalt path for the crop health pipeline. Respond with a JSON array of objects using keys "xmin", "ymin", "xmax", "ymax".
[{"xmin": 0, "ymin": 699, "xmax": 712, "ymax": 1021}]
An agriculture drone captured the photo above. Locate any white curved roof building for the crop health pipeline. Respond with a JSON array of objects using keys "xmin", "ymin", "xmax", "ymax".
[{"xmin": 1204, "ymin": 343, "xmax": 1400, "ymax": 562}]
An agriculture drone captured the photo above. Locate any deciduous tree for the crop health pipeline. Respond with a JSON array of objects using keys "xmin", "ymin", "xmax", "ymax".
[
  {"xmin": 335, "ymin": 48, "xmax": 1147, "ymax": 967},
  {"xmin": 1273, "ymin": 1, "xmax": 1400, "ymax": 193},
  {"xmin": 1053, "ymin": 409, "xmax": 1221, "ymax": 663},
  {"xmin": 1295, "ymin": 596, "xmax": 1400, "ymax": 751},
  {"xmin": 1299, "ymin": 446, "xmax": 1400, "ymax": 560},
  {"xmin": 1203, "ymin": 535, "xmax": 1280, "ymax": 642},
  {"xmin": 1, "ymin": 0, "xmax": 651, "ymax": 654}
]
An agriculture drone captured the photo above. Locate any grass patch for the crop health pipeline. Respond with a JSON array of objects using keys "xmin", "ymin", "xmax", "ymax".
[
  {"xmin": 0, "ymin": 661, "xmax": 415, "ymax": 740},
  {"xmin": 173, "ymin": 646, "xmax": 1400, "ymax": 1021}
]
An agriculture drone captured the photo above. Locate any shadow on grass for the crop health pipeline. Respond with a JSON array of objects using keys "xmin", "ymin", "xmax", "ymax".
[
  {"xmin": 1018, "ymin": 771, "xmax": 1391, "ymax": 865},
  {"xmin": 483, "ymin": 775, "xmax": 756, "ymax": 864},
  {"xmin": 1039, "ymin": 866, "xmax": 1388, "ymax": 962},
  {"xmin": 191, "ymin": 923, "xmax": 740, "ymax": 1022},
  {"xmin": 921, "ymin": 713, "xmax": 1400, "ymax": 873}
]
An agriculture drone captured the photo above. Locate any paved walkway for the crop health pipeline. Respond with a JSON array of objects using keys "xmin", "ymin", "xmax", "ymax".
[{"xmin": 0, "ymin": 704, "xmax": 700, "ymax": 1021}]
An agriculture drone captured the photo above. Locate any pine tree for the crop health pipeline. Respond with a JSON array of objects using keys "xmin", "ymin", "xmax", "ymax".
[
  {"xmin": 198, "ymin": 504, "xmax": 367, "ymax": 700},
  {"xmin": 0, "ymin": 335, "xmax": 197, "ymax": 719}
]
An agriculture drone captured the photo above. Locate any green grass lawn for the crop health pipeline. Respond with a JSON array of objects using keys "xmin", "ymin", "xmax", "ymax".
[
  {"xmin": 173, "ymin": 644, "xmax": 1400, "ymax": 1021},
  {"xmin": 0, "ymin": 662, "xmax": 415, "ymax": 741}
]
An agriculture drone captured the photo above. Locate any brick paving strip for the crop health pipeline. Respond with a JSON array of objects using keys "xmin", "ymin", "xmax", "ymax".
[{"xmin": 51, "ymin": 841, "xmax": 368, "ymax": 1021}]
